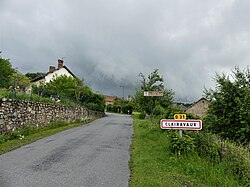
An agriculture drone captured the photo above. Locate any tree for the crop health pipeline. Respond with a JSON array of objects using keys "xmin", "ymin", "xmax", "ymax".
[
  {"xmin": 204, "ymin": 67, "xmax": 250, "ymax": 144},
  {"xmin": 133, "ymin": 69, "xmax": 174, "ymax": 114},
  {"xmin": 33, "ymin": 75, "xmax": 105, "ymax": 112},
  {"xmin": 25, "ymin": 72, "xmax": 45, "ymax": 80},
  {"xmin": 9, "ymin": 72, "xmax": 30, "ymax": 92},
  {"xmin": 42, "ymin": 75, "xmax": 83, "ymax": 101},
  {"xmin": 0, "ymin": 54, "xmax": 15, "ymax": 88}
]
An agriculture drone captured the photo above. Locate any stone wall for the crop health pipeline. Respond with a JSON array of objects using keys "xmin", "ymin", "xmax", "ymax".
[{"xmin": 0, "ymin": 98, "xmax": 105, "ymax": 134}]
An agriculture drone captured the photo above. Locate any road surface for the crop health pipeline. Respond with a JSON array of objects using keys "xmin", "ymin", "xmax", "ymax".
[{"xmin": 0, "ymin": 113, "xmax": 133, "ymax": 187}]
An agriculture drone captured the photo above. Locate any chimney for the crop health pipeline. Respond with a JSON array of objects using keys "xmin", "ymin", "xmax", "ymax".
[
  {"xmin": 58, "ymin": 59, "xmax": 64, "ymax": 69},
  {"xmin": 49, "ymin": 66, "xmax": 56, "ymax": 73}
]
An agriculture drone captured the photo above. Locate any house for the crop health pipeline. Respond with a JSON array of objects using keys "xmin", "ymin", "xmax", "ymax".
[
  {"xmin": 173, "ymin": 102, "xmax": 192, "ymax": 111},
  {"xmin": 185, "ymin": 98, "xmax": 209, "ymax": 118},
  {"xmin": 31, "ymin": 59, "xmax": 75, "ymax": 86},
  {"xmin": 104, "ymin": 95, "xmax": 116, "ymax": 106}
]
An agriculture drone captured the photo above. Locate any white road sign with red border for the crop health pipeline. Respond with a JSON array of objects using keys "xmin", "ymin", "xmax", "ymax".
[{"xmin": 160, "ymin": 119, "xmax": 202, "ymax": 130}]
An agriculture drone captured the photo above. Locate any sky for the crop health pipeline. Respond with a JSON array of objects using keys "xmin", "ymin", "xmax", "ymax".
[{"xmin": 0, "ymin": 0, "xmax": 249, "ymax": 102}]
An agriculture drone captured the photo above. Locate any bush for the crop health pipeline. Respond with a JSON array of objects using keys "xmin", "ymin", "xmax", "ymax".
[
  {"xmin": 9, "ymin": 131, "xmax": 24, "ymax": 140},
  {"xmin": 121, "ymin": 103, "xmax": 133, "ymax": 114},
  {"xmin": 192, "ymin": 131, "xmax": 250, "ymax": 186},
  {"xmin": 84, "ymin": 102, "xmax": 104, "ymax": 112},
  {"xmin": 112, "ymin": 105, "xmax": 122, "ymax": 113},
  {"xmin": 169, "ymin": 132, "xmax": 196, "ymax": 155},
  {"xmin": 138, "ymin": 111, "xmax": 146, "ymax": 119},
  {"xmin": 0, "ymin": 135, "xmax": 7, "ymax": 143},
  {"xmin": 222, "ymin": 142, "xmax": 250, "ymax": 186},
  {"xmin": 166, "ymin": 107, "xmax": 184, "ymax": 119},
  {"xmin": 204, "ymin": 67, "xmax": 250, "ymax": 144},
  {"xmin": 47, "ymin": 121, "xmax": 68, "ymax": 129},
  {"xmin": 21, "ymin": 126, "xmax": 38, "ymax": 136},
  {"xmin": 193, "ymin": 132, "xmax": 221, "ymax": 162},
  {"xmin": 152, "ymin": 104, "xmax": 165, "ymax": 116}
]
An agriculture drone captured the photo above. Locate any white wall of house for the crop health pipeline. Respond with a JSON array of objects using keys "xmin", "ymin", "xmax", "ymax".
[
  {"xmin": 45, "ymin": 68, "xmax": 73, "ymax": 83},
  {"xmin": 32, "ymin": 79, "xmax": 45, "ymax": 87}
]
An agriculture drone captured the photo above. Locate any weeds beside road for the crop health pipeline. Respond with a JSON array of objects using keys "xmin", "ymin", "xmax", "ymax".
[{"xmin": 129, "ymin": 114, "xmax": 249, "ymax": 187}]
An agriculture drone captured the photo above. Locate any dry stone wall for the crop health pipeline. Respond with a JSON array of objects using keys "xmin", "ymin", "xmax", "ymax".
[{"xmin": 0, "ymin": 98, "xmax": 105, "ymax": 134}]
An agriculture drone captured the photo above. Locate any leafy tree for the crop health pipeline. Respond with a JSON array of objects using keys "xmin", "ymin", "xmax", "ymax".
[
  {"xmin": 9, "ymin": 72, "xmax": 30, "ymax": 92},
  {"xmin": 83, "ymin": 93, "xmax": 105, "ymax": 112},
  {"xmin": 106, "ymin": 97, "xmax": 134, "ymax": 114},
  {"xmin": 0, "ymin": 54, "xmax": 16, "ymax": 88},
  {"xmin": 133, "ymin": 69, "xmax": 174, "ymax": 114},
  {"xmin": 25, "ymin": 72, "xmax": 45, "ymax": 80},
  {"xmin": 204, "ymin": 67, "xmax": 250, "ymax": 144},
  {"xmin": 44, "ymin": 75, "xmax": 82, "ymax": 101},
  {"xmin": 33, "ymin": 75, "xmax": 105, "ymax": 112}
]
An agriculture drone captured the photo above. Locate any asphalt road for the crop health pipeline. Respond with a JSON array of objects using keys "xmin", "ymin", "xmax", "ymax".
[{"xmin": 0, "ymin": 113, "xmax": 133, "ymax": 187}]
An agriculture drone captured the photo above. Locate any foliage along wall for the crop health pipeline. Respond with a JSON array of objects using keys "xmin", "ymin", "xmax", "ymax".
[{"xmin": 0, "ymin": 98, "xmax": 105, "ymax": 134}]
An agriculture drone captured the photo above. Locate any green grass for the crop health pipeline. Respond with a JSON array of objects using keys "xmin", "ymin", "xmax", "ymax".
[
  {"xmin": 130, "ymin": 117, "xmax": 247, "ymax": 187},
  {"xmin": 0, "ymin": 119, "xmax": 95, "ymax": 155}
]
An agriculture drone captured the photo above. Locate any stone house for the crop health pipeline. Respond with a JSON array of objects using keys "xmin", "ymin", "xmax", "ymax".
[
  {"xmin": 185, "ymin": 98, "xmax": 209, "ymax": 118},
  {"xmin": 31, "ymin": 59, "xmax": 75, "ymax": 86}
]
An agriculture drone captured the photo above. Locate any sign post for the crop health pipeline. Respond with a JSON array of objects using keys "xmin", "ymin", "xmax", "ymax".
[
  {"xmin": 144, "ymin": 91, "xmax": 164, "ymax": 118},
  {"xmin": 174, "ymin": 114, "xmax": 187, "ymax": 138},
  {"xmin": 161, "ymin": 115, "xmax": 202, "ymax": 138},
  {"xmin": 179, "ymin": 130, "xmax": 183, "ymax": 138},
  {"xmin": 160, "ymin": 119, "xmax": 202, "ymax": 130},
  {"xmin": 144, "ymin": 91, "xmax": 164, "ymax": 97}
]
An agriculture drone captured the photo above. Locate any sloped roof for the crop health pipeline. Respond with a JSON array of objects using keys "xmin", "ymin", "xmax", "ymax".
[
  {"xmin": 185, "ymin": 97, "xmax": 208, "ymax": 111},
  {"xmin": 31, "ymin": 66, "xmax": 75, "ymax": 82}
]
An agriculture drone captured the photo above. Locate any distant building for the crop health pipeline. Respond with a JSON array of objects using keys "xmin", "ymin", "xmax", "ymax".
[
  {"xmin": 126, "ymin": 94, "xmax": 133, "ymax": 101},
  {"xmin": 185, "ymin": 98, "xmax": 209, "ymax": 118},
  {"xmin": 31, "ymin": 59, "xmax": 75, "ymax": 86},
  {"xmin": 104, "ymin": 95, "xmax": 116, "ymax": 106},
  {"xmin": 173, "ymin": 102, "xmax": 192, "ymax": 111}
]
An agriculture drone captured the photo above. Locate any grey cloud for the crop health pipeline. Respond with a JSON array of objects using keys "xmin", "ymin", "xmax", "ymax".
[{"xmin": 1, "ymin": 0, "xmax": 249, "ymax": 102}]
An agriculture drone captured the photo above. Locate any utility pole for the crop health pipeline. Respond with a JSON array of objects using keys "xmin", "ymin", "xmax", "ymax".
[
  {"xmin": 120, "ymin": 85, "xmax": 124, "ymax": 99},
  {"xmin": 120, "ymin": 85, "xmax": 125, "ymax": 113}
]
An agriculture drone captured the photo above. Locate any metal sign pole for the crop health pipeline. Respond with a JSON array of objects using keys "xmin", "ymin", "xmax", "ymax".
[
  {"xmin": 150, "ymin": 97, "xmax": 152, "ymax": 120},
  {"xmin": 179, "ymin": 130, "xmax": 182, "ymax": 138}
]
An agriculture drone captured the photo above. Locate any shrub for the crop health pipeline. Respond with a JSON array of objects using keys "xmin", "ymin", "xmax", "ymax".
[
  {"xmin": 9, "ymin": 131, "xmax": 24, "ymax": 140},
  {"xmin": 47, "ymin": 121, "xmax": 68, "ymax": 129},
  {"xmin": 121, "ymin": 103, "xmax": 133, "ymax": 114},
  {"xmin": 0, "ymin": 135, "xmax": 7, "ymax": 143},
  {"xmin": 152, "ymin": 104, "xmax": 165, "ymax": 116},
  {"xmin": 112, "ymin": 105, "xmax": 121, "ymax": 113},
  {"xmin": 138, "ymin": 111, "xmax": 146, "ymax": 119},
  {"xmin": 169, "ymin": 132, "xmax": 196, "ymax": 155},
  {"xmin": 21, "ymin": 126, "xmax": 38, "ymax": 136},
  {"xmin": 193, "ymin": 132, "xmax": 221, "ymax": 163},
  {"xmin": 222, "ymin": 142, "xmax": 250, "ymax": 186}
]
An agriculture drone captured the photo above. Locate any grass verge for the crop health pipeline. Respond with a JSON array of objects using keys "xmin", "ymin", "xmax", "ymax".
[
  {"xmin": 0, "ymin": 119, "xmax": 95, "ymax": 155},
  {"xmin": 129, "ymin": 115, "xmax": 248, "ymax": 187}
]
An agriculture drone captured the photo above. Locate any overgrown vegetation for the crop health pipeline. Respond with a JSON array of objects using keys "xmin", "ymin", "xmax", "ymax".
[
  {"xmin": 130, "ymin": 114, "xmax": 250, "ymax": 187},
  {"xmin": 129, "ymin": 67, "xmax": 250, "ymax": 186},
  {"xmin": 32, "ymin": 75, "xmax": 105, "ymax": 111},
  {"xmin": 106, "ymin": 97, "xmax": 133, "ymax": 114},
  {"xmin": 0, "ymin": 54, "xmax": 105, "ymax": 112},
  {"xmin": 204, "ymin": 67, "xmax": 250, "ymax": 144},
  {"xmin": 133, "ymin": 69, "xmax": 174, "ymax": 114},
  {"xmin": 0, "ymin": 53, "xmax": 16, "ymax": 88}
]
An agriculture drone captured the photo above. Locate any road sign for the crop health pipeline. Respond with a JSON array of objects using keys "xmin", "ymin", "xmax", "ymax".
[
  {"xmin": 144, "ymin": 91, "xmax": 164, "ymax": 97},
  {"xmin": 174, "ymin": 114, "xmax": 186, "ymax": 120},
  {"xmin": 160, "ymin": 119, "xmax": 202, "ymax": 130}
]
